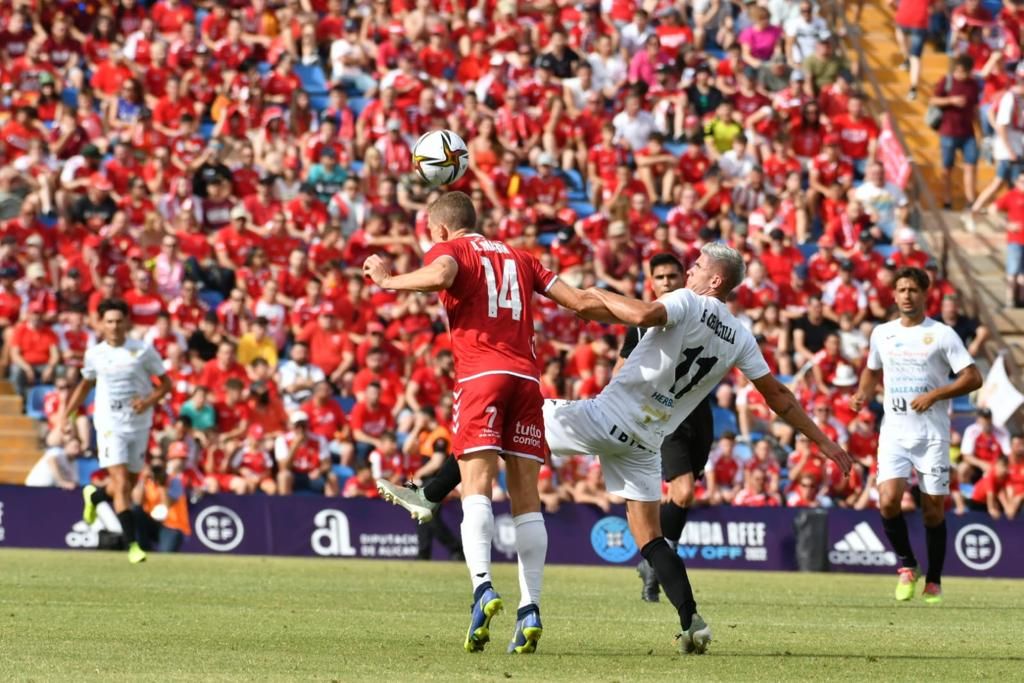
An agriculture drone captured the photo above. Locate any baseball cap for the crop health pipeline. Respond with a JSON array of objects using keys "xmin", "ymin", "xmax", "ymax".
[
  {"xmin": 791, "ymin": 70, "xmax": 806, "ymax": 82},
  {"xmin": 230, "ymin": 205, "xmax": 250, "ymax": 221},
  {"xmin": 26, "ymin": 262, "xmax": 46, "ymax": 280},
  {"xmin": 289, "ymin": 410, "xmax": 309, "ymax": 425},
  {"xmin": 556, "ymin": 207, "xmax": 578, "ymax": 225},
  {"xmin": 25, "ymin": 233, "xmax": 43, "ymax": 247},
  {"xmin": 387, "ymin": 21, "xmax": 404, "ymax": 35},
  {"xmin": 769, "ymin": 228, "xmax": 785, "ymax": 241},
  {"xmin": 977, "ymin": 407, "xmax": 993, "ymax": 418},
  {"xmin": 127, "ymin": 246, "xmax": 144, "ymax": 259},
  {"xmin": 319, "ymin": 302, "xmax": 337, "ymax": 316},
  {"xmin": 537, "ymin": 152, "xmax": 556, "ymax": 167},
  {"xmin": 82, "ymin": 144, "xmax": 101, "ymax": 159},
  {"xmin": 386, "ymin": 118, "xmax": 403, "ymax": 131},
  {"xmin": 247, "ymin": 424, "xmax": 265, "ymax": 440},
  {"xmin": 167, "ymin": 441, "xmax": 189, "ymax": 460},
  {"xmin": 839, "ymin": 259, "xmax": 854, "ymax": 271},
  {"xmin": 511, "ymin": 195, "xmax": 528, "ymax": 210},
  {"xmin": 489, "ymin": 54, "xmax": 505, "ymax": 67},
  {"xmin": 858, "ymin": 230, "xmax": 875, "ymax": 242},
  {"xmin": 0, "ymin": 266, "xmax": 17, "ymax": 279},
  {"xmin": 925, "ymin": 259, "xmax": 939, "ymax": 270},
  {"xmin": 896, "ymin": 227, "xmax": 917, "ymax": 244}
]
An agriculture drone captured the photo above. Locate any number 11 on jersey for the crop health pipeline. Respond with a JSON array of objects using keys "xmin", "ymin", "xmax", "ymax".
[{"xmin": 481, "ymin": 258, "xmax": 523, "ymax": 321}]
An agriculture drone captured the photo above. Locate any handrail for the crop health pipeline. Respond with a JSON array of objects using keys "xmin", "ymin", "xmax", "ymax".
[{"xmin": 836, "ymin": 4, "xmax": 1024, "ymax": 390}]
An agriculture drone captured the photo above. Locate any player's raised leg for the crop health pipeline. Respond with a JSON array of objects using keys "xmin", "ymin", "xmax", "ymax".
[
  {"xmin": 504, "ymin": 455, "xmax": 546, "ymax": 654},
  {"xmin": 878, "ymin": 477, "xmax": 920, "ymax": 601},
  {"xmin": 459, "ymin": 450, "xmax": 504, "ymax": 653}
]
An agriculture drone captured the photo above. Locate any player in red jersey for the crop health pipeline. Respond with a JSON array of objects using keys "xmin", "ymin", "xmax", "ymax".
[{"xmin": 364, "ymin": 192, "xmax": 589, "ymax": 654}]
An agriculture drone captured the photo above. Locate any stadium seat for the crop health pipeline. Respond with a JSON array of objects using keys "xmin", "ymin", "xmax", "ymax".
[
  {"xmin": 26, "ymin": 385, "xmax": 53, "ymax": 422},
  {"xmin": 294, "ymin": 64, "xmax": 329, "ymax": 95},
  {"xmin": 199, "ymin": 122, "xmax": 215, "ymax": 140},
  {"xmin": 39, "ymin": 214, "xmax": 58, "ymax": 229},
  {"xmin": 517, "ymin": 165, "xmax": 537, "ymax": 179},
  {"xmin": 257, "ymin": 62, "xmax": 271, "ymax": 76},
  {"xmin": 335, "ymin": 395, "xmax": 356, "ymax": 414},
  {"xmin": 711, "ymin": 406, "xmax": 739, "ymax": 439},
  {"xmin": 332, "ymin": 464, "xmax": 355, "ymax": 490},
  {"xmin": 652, "ymin": 204, "xmax": 670, "ymax": 222},
  {"xmin": 874, "ymin": 244, "xmax": 897, "ymax": 259},
  {"xmin": 350, "ymin": 160, "xmax": 364, "ymax": 174},
  {"xmin": 798, "ymin": 243, "xmax": 818, "ymax": 260},
  {"xmin": 568, "ymin": 199, "xmax": 595, "ymax": 219},
  {"xmin": 564, "ymin": 168, "xmax": 585, "ymax": 192},
  {"xmin": 664, "ymin": 142, "xmax": 687, "ymax": 157},
  {"xmin": 199, "ymin": 289, "xmax": 224, "ymax": 310},
  {"xmin": 537, "ymin": 233, "xmax": 557, "ymax": 247},
  {"xmin": 61, "ymin": 87, "xmax": 78, "ymax": 108},
  {"xmin": 952, "ymin": 394, "xmax": 974, "ymax": 414},
  {"xmin": 77, "ymin": 457, "xmax": 100, "ymax": 486},
  {"xmin": 734, "ymin": 442, "xmax": 752, "ymax": 462},
  {"xmin": 310, "ymin": 93, "xmax": 330, "ymax": 112},
  {"xmin": 349, "ymin": 96, "xmax": 370, "ymax": 118}
]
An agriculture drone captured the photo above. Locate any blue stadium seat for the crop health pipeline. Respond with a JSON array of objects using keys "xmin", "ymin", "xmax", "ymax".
[
  {"xmin": 952, "ymin": 394, "xmax": 974, "ymax": 414},
  {"xmin": 874, "ymin": 244, "xmax": 896, "ymax": 259},
  {"xmin": 567, "ymin": 188, "xmax": 588, "ymax": 203},
  {"xmin": 664, "ymin": 142, "xmax": 687, "ymax": 157},
  {"xmin": 199, "ymin": 122, "xmax": 215, "ymax": 140},
  {"xmin": 199, "ymin": 289, "xmax": 224, "ymax": 310},
  {"xmin": 568, "ymin": 199, "xmax": 595, "ymax": 219},
  {"xmin": 257, "ymin": 62, "xmax": 271, "ymax": 76},
  {"xmin": 332, "ymin": 464, "xmax": 355, "ymax": 490},
  {"xmin": 349, "ymin": 96, "xmax": 370, "ymax": 118},
  {"xmin": 335, "ymin": 395, "xmax": 356, "ymax": 414},
  {"xmin": 517, "ymin": 165, "xmax": 537, "ymax": 179},
  {"xmin": 734, "ymin": 442, "xmax": 752, "ymax": 463},
  {"xmin": 349, "ymin": 160, "xmax": 364, "ymax": 174},
  {"xmin": 711, "ymin": 406, "xmax": 739, "ymax": 439},
  {"xmin": 538, "ymin": 233, "xmax": 557, "ymax": 247},
  {"xmin": 652, "ymin": 204, "xmax": 670, "ymax": 222},
  {"xmin": 61, "ymin": 87, "xmax": 79, "ymax": 108},
  {"xmin": 563, "ymin": 168, "xmax": 585, "ymax": 192},
  {"xmin": 39, "ymin": 214, "xmax": 58, "ymax": 229},
  {"xmin": 310, "ymin": 93, "xmax": 330, "ymax": 112},
  {"xmin": 798, "ymin": 243, "xmax": 818, "ymax": 260},
  {"xmin": 26, "ymin": 385, "xmax": 53, "ymax": 421},
  {"xmin": 294, "ymin": 64, "xmax": 328, "ymax": 95},
  {"xmin": 77, "ymin": 457, "xmax": 100, "ymax": 486}
]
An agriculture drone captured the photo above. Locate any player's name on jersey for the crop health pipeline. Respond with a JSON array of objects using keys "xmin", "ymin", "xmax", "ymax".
[
  {"xmin": 469, "ymin": 239, "xmax": 511, "ymax": 255},
  {"xmin": 698, "ymin": 308, "xmax": 736, "ymax": 345}
]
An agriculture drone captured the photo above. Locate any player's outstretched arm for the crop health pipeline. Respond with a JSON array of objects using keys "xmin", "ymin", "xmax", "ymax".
[
  {"xmin": 545, "ymin": 281, "xmax": 620, "ymax": 324},
  {"xmin": 910, "ymin": 364, "xmax": 983, "ymax": 413},
  {"xmin": 581, "ymin": 287, "xmax": 668, "ymax": 327},
  {"xmin": 362, "ymin": 254, "xmax": 457, "ymax": 292},
  {"xmin": 752, "ymin": 373, "xmax": 855, "ymax": 475}
]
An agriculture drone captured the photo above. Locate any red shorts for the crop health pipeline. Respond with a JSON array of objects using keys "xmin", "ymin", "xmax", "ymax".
[{"xmin": 453, "ymin": 373, "xmax": 546, "ymax": 463}]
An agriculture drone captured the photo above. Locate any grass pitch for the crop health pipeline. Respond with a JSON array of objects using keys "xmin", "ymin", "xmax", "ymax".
[{"xmin": 1, "ymin": 549, "xmax": 1021, "ymax": 681}]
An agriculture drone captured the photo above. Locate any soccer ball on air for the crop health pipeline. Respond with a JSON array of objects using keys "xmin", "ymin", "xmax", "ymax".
[{"xmin": 412, "ymin": 129, "xmax": 469, "ymax": 187}]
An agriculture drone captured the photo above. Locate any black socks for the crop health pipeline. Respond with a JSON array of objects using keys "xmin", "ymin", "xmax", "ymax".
[
  {"xmin": 880, "ymin": 514, "xmax": 918, "ymax": 569},
  {"xmin": 924, "ymin": 520, "xmax": 947, "ymax": 585},
  {"xmin": 641, "ymin": 537, "xmax": 697, "ymax": 631},
  {"xmin": 90, "ymin": 487, "xmax": 111, "ymax": 506},
  {"xmin": 424, "ymin": 455, "xmax": 461, "ymax": 504},
  {"xmin": 659, "ymin": 502, "xmax": 689, "ymax": 543},
  {"xmin": 117, "ymin": 509, "xmax": 136, "ymax": 546}
]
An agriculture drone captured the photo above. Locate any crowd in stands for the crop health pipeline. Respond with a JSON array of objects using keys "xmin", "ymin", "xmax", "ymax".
[
  {"xmin": 2, "ymin": 0, "xmax": 1021, "ymax": 520},
  {"xmin": 896, "ymin": 0, "xmax": 1024, "ymax": 308}
]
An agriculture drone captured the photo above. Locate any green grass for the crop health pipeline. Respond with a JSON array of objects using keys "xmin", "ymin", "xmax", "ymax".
[{"xmin": 0, "ymin": 549, "xmax": 1021, "ymax": 681}]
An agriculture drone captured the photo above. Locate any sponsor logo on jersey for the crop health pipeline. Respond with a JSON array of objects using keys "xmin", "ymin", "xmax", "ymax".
[
  {"xmin": 829, "ymin": 521, "xmax": 896, "ymax": 566},
  {"xmin": 590, "ymin": 515, "xmax": 637, "ymax": 563},
  {"xmin": 195, "ymin": 505, "xmax": 245, "ymax": 552},
  {"xmin": 955, "ymin": 523, "xmax": 1002, "ymax": 571},
  {"xmin": 676, "ymin": 520, "xmax": 768, "ymax": 562},
  {"xmin": 922, "ymin": 334, "xmax": 934, "ymax": 345}
]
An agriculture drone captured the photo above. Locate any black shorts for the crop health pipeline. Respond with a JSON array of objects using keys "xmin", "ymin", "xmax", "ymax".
[{"xmin": 660, "ymin": 396, "xmax": 714, "ymax": 482}]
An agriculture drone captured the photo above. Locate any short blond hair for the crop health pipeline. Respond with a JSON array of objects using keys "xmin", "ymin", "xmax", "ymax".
[{"xmin": 428, "ymin": 191, "xmax": 478, "ymax": 232}]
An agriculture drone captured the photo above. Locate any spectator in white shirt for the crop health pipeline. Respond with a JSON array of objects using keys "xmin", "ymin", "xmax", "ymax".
[
  {"xmin": 25, "ymin": 437, "xmax": 81, "ymax": 489},
  {"xmin": 612, "ymin": 93, "xmax": 658, "ymax": 151},
  {"xmin": 853, "ymin": 161, "xmax": 907, "ymax": 238}
]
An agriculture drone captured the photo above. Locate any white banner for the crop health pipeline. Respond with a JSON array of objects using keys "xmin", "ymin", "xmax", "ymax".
[{"xmin": 978, "ymin": 354, "xmax": 1024, "ymax": 427}]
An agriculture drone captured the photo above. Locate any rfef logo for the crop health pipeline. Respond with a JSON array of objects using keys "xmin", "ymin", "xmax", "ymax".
[
  {"xmin": 955, "ymin": 524, "xmax": 1002, "ymax": 571},
  {"xmin": 830, "ymin": 521, "xmax": 896, "ymax": 567},
  {"xmin": 590, "ymin": 516, "xmax": 637, "ymax": 563},
  {"xmin": 311, "ymin": 509, "xmax": 357, "ymax": 557},
  {"xmin": 195, "ymin": 506, "xmax": 245, "ymax": 552}
]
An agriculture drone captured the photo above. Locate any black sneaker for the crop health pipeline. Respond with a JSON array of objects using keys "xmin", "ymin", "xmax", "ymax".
[{"xmin": 637, "ymin": 558, "xmax": 660, "ymax": 602}]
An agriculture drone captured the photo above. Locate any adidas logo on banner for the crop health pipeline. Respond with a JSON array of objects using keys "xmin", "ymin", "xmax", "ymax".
[{"xmin": 829, "ymin": 522, "xmax": 897, "ymax": 567}]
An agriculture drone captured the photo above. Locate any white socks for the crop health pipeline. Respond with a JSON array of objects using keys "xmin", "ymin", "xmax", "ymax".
[
  {"xmin": 514, "ymin": 512, "xmax": 547, "ymax": 609},
  {"xmin": 461, "ymin": 495, "xmax": 494, "ymax": 591}
]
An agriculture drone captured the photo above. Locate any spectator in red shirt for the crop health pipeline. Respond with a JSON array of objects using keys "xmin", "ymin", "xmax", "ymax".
[
  {"xmin": 302, "ymin": 379, "xmax": 354, "ymax": 465},
  {"xmin": 989, "ymin": 172, "xmax": 1024, "ymax": 307},
  {"xmin": 932, "ymin": 55, "xmax": 980, "ymax": 209},
  {"xmin": 123, "ymin": 269, "xmax": 166, "ymax": 330},
  {"xmin": 705, "ymin": 433, "xmax": 741, "ymax": 505},
  {"xmin": 197, "ymin": 341, "xmax": 248, "ymax": 402},
  {"xmin": 349, "ymin": 382, "xmax": 395, "ymax": 462},
  {"xmin": 889, "ymin": 227, "xmax": 930, "ymax": 270},
  {"xmin": 274, "ymin": 410, "xmax": 338, "ymax": 496},
  {"xmin": 733, "ymin": 469, "xmax": 781, "ymax": 507},
  {"xmin": 9, "ymin": 301, "xmax": 60, "ymax": 399},
  {"xmin": 296, "ymin": 304, "xmax": 354, "ymax": 384}
]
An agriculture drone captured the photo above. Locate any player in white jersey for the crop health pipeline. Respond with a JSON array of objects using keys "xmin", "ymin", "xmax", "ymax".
[
  {"xmin": 549, "ymin": 243, "xmax": 852, "ymax": 653},
  {"xmin": 60, "ymin": 299, "xmax": 172, "ymax": 564},
  {"xmin": 852, "ymin": 267, "xmax": 981, "ymax": 604}
]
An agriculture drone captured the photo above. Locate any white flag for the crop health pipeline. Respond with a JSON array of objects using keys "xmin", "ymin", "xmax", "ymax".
[{"xmin": 978, "ymin": 354, "xmax": 1024, "ymax": 427}]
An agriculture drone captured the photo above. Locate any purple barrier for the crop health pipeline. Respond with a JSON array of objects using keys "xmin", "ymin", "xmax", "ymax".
[{"xmin": 0, "ymin": 485, "xmax": 1019, "ymax": 578}]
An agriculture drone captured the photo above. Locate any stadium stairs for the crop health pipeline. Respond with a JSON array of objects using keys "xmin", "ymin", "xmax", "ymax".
[
  {"xmin": 845, "ymin": 0, "xmax": 1024, "ymax": 374},
  {"xmin": 0, "ymin": 380, "xmax": 42, "ymax": 484}
]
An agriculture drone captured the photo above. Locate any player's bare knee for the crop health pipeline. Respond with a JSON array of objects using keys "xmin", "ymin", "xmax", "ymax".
[{"xmin": 668, "ymin": 478, "xmax": 694, "ymax": 508}]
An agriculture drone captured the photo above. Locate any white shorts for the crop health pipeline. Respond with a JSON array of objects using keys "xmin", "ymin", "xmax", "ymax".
[
  {"xmin": 876, "ymin": 439, "xmax": 950, "ymax": 495},
  {"xmin": 97, "ymin": 430, "xmax": 149, "ymax": 474},
  {"xmin": 543, "ymin": 399, "xmax": 662, "ymax": 502}
]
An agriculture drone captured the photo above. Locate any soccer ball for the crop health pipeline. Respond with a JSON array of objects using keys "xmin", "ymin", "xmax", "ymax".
[{"xmin": 412, "ymin": 129, "xmax": 469, "ymax": 187}]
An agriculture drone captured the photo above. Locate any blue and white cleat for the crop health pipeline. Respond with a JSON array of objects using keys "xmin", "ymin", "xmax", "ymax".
[
  {"xmin": 464, "ymin": 585, "xmax": 503, "ymax": 653},
  {"xmin": 507, "ymin": 606, "xmax": 543, "ymax": 654},
  {"xmin": 675, "ymin": 613, "xmax": 712, "ymax": 655}
]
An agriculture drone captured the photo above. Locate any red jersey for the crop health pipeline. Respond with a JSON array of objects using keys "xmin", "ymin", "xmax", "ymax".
[
  {"xmin": 995, "ymin": 188, "xmax": 1024, "ymax": 245},
  {"xmin": 423, "ymin": 235, "xmax": 556, "ymax": 382}
]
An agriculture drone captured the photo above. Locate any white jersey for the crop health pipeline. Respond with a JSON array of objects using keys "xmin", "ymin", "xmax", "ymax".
[
  {"xmin": 595, "ymin": 288, "xmax": 771, "ymax": 450},
  {"xmin": 83, "ymin": 339, "xmax": 167, "ymax": 435},
  {"xmin": 867, "ymin": 318, "xmax": 974, "ymax": 443}
]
